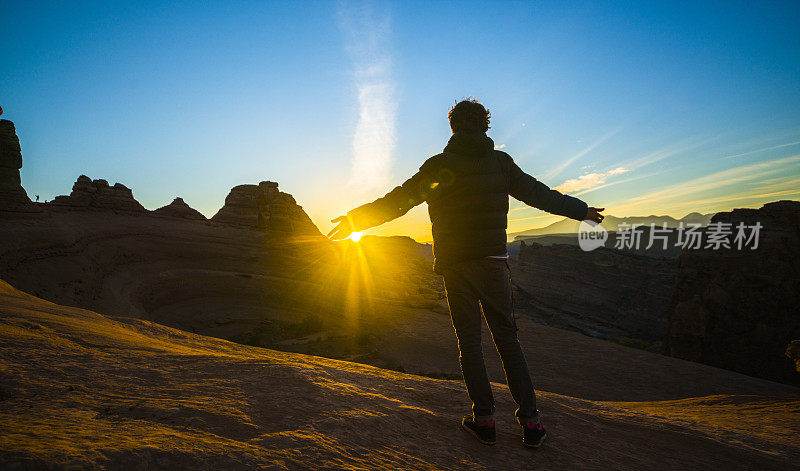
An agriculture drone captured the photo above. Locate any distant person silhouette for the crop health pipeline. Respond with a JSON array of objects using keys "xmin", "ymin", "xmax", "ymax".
[{"xmin": 329, "ymin": 99, "xmax": 604, "ymax": 448}]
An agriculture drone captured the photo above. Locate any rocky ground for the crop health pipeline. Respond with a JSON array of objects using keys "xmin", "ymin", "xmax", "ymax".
[
  {"xmin": 2, "ymin": 194, "xmax": 799, "ymax": 389},
  {"xmin": 0, "ymin": 203, "xmax": 449, "ymax": 373},
  {"xmin": 1, "ymin": 280, "xmax": 798, "ymax": 470}
]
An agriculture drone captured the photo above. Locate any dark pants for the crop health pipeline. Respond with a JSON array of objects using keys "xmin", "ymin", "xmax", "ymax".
[{"xmin": 442, "ymin": 257, "xmax": 539, "ymax": 424}]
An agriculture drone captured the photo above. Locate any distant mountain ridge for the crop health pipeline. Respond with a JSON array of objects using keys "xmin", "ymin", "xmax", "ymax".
[{"xmin": 510, "ymin": 212, "xmax": 715, "ymax": 240}]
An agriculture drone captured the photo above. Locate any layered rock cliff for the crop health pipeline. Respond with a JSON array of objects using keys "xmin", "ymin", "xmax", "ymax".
[
  {"xmin": 50, "ymin": 175, "xmax": 146, "ymax": 212},
  {"xmin": 0, "ymin": 119, "xmax": 32, "ymax": 209},
  {"xmin": 211, "ymin": 181, "xmax": 321, "ymax": 236},
  {"xmin": 666, "ymin": 200, "xmax": 800, "ymax": 385}
]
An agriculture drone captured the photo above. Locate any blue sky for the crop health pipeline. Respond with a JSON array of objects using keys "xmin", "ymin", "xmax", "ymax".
[{"xmin": 2, "ymin": 1, "xmax": 799, "ymax": 240}]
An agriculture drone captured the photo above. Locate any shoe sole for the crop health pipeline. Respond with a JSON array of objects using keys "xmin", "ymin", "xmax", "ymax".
[
  {"xmin": 461, "ymin": 422, "xmax": 496, "ymax": 446},
  {"xmin": 523, "ymin": 433, "xmax": 547, "ymax": 448}
]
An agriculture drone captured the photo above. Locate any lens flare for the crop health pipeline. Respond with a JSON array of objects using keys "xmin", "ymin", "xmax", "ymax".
[{"xmin": 349, "ymin": 231, "xmax": 363, "ymax": 242}]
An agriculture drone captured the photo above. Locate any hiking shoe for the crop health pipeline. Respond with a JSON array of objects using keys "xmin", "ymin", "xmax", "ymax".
[
  {"xmin": 523, "ymin": 421, "xmax": 547, "ymax": 448},
  {"xmin": 461, "ymin": 415, "xmax": 496, "ymax": 445}
]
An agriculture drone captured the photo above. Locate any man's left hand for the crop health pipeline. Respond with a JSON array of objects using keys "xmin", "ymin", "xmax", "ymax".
[{"xmin": 585, "ymin": 207, "xmax": 605, "ymax": 224}]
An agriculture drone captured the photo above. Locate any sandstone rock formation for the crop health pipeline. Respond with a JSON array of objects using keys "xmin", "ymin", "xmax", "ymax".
[
  {"xmin": 50, "ymin": 175, "xmax": 146, "ymax": 212},
  {"xmin": 667, "ymin": 200, "xmax": 800, "ymax": 385},
  {"xmin": 211, "ymin": 181, "xmax": 320, "ymax": 236},
  {"xmin": 153, "ymin": 197, "xmax": 206, "ymax": 220},
  {"xmin": 511, "ymin": 241, "xmax": 676, "ymax": 346},
  {"xmin": 0, "ymin": 119, "xmax": 32, "ymax": 209},
  {"xmin": 0, "ymin": 203, "xmax": 450, "ymax": 384}
]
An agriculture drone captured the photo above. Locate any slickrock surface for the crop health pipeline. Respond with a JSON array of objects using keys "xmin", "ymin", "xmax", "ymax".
[
  {"xmin": 1, "ymin": 280, "xmax": 798, "ymax": 470},
  {"xmin": 0, "ymin": 208, "xmax": 447, "ymax": 378},
  {"xmin": 667, "ymin": 200, "xmax": 800, "ymax": 385}
]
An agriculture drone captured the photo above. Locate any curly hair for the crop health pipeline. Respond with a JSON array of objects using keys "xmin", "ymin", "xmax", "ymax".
[{"xmin": 448, "ymin": 98, "xmax": 490, "ymax": 133}]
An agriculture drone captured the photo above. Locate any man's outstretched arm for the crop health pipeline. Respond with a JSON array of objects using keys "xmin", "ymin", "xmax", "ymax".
[
  {"xmin": 328, "ymin": 169, "xmax": 430, "ymax": 240},
  {"xmin": 508, "ymin": 158, "xmax": 604, "ymax": 223}
]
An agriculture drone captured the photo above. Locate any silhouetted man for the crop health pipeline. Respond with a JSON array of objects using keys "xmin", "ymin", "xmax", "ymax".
[{"xmin": 328, "ymin": 99, "xmax": 604, "ymax": 448}]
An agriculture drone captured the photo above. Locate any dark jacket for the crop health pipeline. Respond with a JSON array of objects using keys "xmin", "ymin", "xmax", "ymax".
[{"xmin": 346, "ymin": 132, "xmax": 588, "ymax": 273}]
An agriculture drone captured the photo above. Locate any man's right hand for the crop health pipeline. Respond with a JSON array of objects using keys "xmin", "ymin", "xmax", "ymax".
[
  {"xmin": 327, "ymin": 215, "xmax": 355, "ymax": 240},
  {"xmin": 585, "ymin": 207, "xmax": 605, "ymax": 224}
]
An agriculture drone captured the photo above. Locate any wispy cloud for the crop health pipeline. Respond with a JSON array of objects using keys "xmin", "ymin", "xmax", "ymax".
[
  {"xmin": 508, "ymin": 213, "xmax": 562, "ymax": 223},
  {"xmin": 542, "ymin": 128, "xmax": 620, "ymax": 181},
  {"xmin": 554, "ymin": 134, "xmax": 721, "ymax": 198},
  {"xmin": 339, "ymin": 3, "xmax": 396, "ymax": 195},
  {"xmin": 571, "ymin": 170, "xmax": 660, "ymax": 197},
  {"xmin": 495, "ymin": 143, "xmax": 506, "ymax": 149},
  {"xmin": 723, "ymin": 140, "xmax": 800, "ymax": 159},
  {"xmin": 555, "ymin": 166, "xmax": 629, "ymax": 193},
  {"xmin": 658, "ymin": 182, "xmax": 800, "ymax": 215},
  {"xmin": 606, "ymin": 154, "xmax": 800, "ymax": 216},
  {"xmin": 617, "ymin": 133, "xmax": 722, "ymax": 172},
  {"xmin": 512, "ymin": 134, "xmax": 719, "ymax": 215}
]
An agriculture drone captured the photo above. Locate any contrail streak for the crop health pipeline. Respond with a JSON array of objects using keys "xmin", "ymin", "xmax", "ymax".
[{"xmin": 339, "ymin": 3, "xmax": 396, "ymax": 195}]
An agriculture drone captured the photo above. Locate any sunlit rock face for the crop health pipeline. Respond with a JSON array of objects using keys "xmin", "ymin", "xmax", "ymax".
[
  {"xmin": 211, "ymin": 181, "xmax": 321, "ymax": 236},
  {"xmin": 0, "ymin": 122, "xmax": 449, "ymax": 376},
  {"xmin": 154, "ymin": 197, "xmax": 206, "ymax": 220},
  {"xmin": 667, "ymin": 200, "xmax": 800, "ymax": 385},
  {"xmin": 3, "ymin": 279, "xmax": 798, "ymax": 470},
  {"xmin": 0, "ymin": 119, "xmax": 32, "ymax": 208},
  {"xmin": 50, "ymin": 175, "xmax": 147, "ymax": 212}
]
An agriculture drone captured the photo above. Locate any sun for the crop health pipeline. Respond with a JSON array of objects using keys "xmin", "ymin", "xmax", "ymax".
[{"xmin": 349, "ymin": 231, "xmax": 363, "ymax": 242}]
